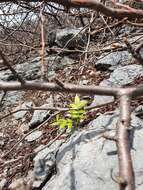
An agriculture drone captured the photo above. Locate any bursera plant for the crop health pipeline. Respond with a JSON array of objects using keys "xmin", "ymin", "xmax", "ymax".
[{"xmin": 52, "ymin": 95, "xmax": 88, "ymax": 130}]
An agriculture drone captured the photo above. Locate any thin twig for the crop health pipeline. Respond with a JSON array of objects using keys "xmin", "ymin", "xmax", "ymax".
[
  {"xmin": 38, "ymin": 128, "xmax": 66, "ymax": 158},
  {"xmin": 0, "ymin": 90, "xmax": 7, "ymax": 106},
  {"xmin": 83, "ymin": 12, "xmax": 94, "ymax": 64},
  {"xmin": 0, "ymin": 100, "xmax": 115, "ymax": 121},
  {"xmin": 39, "ymin": 2, "xmax": 48, "ymax": 80},
  {"xmin": 1, "ymin": 112, "xmax": 60, "ymax": 159},
  {"xmin": 124, "ymin": 37, "xmax": 143, "ymax": 65}
]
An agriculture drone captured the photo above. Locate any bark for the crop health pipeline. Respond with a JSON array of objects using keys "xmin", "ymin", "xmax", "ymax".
[
  {"xmin": 0, "ymin": 0, "xmax": 143, "ymax": 20},
  {"xmin": 116, "ymin": 95, "xmax": 135, "ymax": 190}
]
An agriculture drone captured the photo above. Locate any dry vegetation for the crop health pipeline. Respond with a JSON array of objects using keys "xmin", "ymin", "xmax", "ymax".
[{"xmin": 0, "ymin": 1, "xmax": 143, "ymax": 190}]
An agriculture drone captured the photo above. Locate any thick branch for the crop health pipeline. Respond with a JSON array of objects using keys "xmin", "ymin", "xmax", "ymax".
[
  {"xmin": 0, "ymin": 81, "xmax": 118, "ymax": 96},
  {"xmin": 116, "ymin": 95, "xmax": 134, "ymax": 190},
  {"xmin": 0, "ymin": 0, "xmax": 143, "ymax": 20}
]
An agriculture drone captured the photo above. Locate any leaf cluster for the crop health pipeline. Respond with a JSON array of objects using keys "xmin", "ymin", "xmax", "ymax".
[{"xmin": 51, "ymin": 95, "xmax": 87, "ymax": 130}]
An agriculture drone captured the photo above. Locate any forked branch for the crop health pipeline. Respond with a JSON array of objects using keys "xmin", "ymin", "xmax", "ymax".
[{"xmin": 0, "ymin": 80, "xmax": 141, "ymax": 190}]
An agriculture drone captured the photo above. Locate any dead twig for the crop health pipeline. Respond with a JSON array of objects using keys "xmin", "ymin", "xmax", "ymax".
[
  {"xmin": 1, "ymin": 111, "xmax": 60, "ymax": 159},
  {"xmin": 124, "ymin": 37, "xmax": 143, "ymax": 65}
]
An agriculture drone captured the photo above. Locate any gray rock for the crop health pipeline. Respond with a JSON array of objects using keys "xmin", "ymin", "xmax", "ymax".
[
  {"xmin": 105, "ymin": 64, "xmax": 143, "ymax": 87},
  {"xmin": 33, "ymin": 140, "xmax": 63, "ymax": 188},
  {"xmin": 31, "ymin": 57, "xmax": 41, "ymax": 63},
  {"xmin": 134, "ymin": 105, "xmax": 143, "ymax": 118},
  {"xmin": 0, "ymin": 55, "xmax": 75, "ymax": 107},
  {"xmin": 0, "ymin": 56, "xmax": 75, "ymax": 82},
  {"xmin": 89, "ymin": 112, "xmax": 143, "ymax": 130},
  {"xmin": 0, "ymin": 132, "xmax": 4, "ymax": 148},
  {"xmin": 13, "ymin": 101, "xmax": 33, "ymax": 120},
  {"xmin": 9, "ymin": 178, "xmax": 27, "ymax": 190},
  {"xmin": 118, "ymin": 0, "xmax": 128, "ymax": 3},
  {"xmin": 79, "ymin": 79, "xmax": 89, "ymax": 85},
  {"xmin": 29, "ymin": 104, "xmax": 50, "ymax": 128},
  {"xmin": 139, "ymin": 48, "xmax": 143, "ymax": 59},
  {"xmin": 1, "ymin": 91, "xmax": 25, "ymax": 106},
  {"xmin": 19, "ymin": 123, "xmax": 29, "ymax": 133},
  {"xmin": 25, "ymin": 130, "xmax": 42, "ymax": 142},
  {"xmin": 48, "ymin": 28, "xmax": 87, "ymax": 49},
  {"xmin": 0, "ymin": 178, "xmax": 7, "ymax": 189},
  {"xmin": 45, "ymin": 56, "xmax": 75, "ymax": 71},
  {"xmin": 91, "ymin": 64, "xmax": 143, "ymax": 106},
  {"xmin": 42, "ymin": 113, "xmax": 143, "ymax": 190},
  {"xmin": 0, "ymin": 62, "xmax": 40, "ymax": 81},
  {"xmin": 46, "ymin": 95, "xmax": 54, "ymax": 107},
  {"xmin": 60, "ymin": 56, "xmax": 76, "ymax": 67},
  {"xmin": 95, "ymin": 51, "xmax": 131, "ymax": 71},
  {"xmin": 119, "ymin": 25, "xmax": 134, "ymax": 36},
  {"xmin": 135, "ymin": 105, "xmax": 143, "ymax": 112}
]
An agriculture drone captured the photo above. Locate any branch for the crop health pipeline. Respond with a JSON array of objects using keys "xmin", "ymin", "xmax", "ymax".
[
  {"xmin": 124, "ymin": 38, "xmax": 143, "ymax": 65},
  {"xmin": 116, "ymin": 95, "xmax": 134, "ymax": 190},
  {"xmin": 0, "ymin": 0, "xmax": 143, "ymax": 20},
  {"xmin": 0, "ymin": 81, "xmax": 119, "ymax": 96}
]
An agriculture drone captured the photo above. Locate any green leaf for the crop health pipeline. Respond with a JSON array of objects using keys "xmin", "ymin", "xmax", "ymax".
[
  {"xmin": 59, "ymin": 119, "xmax": 67, "ymax": 129},
  {"xmin": 51, "ymin": 121, "xmax": 60, "ymax": 126},
  {"xmin": 70, "ymin": 100, "xmax": 87, "ymax": 110},
  {"xmin": 74, "ymin": 94, "xmax": 80, "ymax": 104},
  {"xmin": 51, "ymin": 95, "xmax": 88, "ymax": 131},
  {"xmin": 67, "ymin": 119, "xmax": 73, "ymax": 129}
]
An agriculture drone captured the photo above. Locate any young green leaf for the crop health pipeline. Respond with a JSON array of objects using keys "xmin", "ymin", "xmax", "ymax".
[{"xmin": 74, "ymin": 94, "xmax": 80, "ymax": 104}]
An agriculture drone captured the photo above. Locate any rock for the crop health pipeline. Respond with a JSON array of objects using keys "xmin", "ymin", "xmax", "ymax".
[
  {"xmin": 118, "ymin": 0, "xmax": 128, "ymax": 3},
  {"xmin": 139, "ymin": 48, "xmax": 143, "ymax": 59},
  {"xmin": 60, "ymin": 56, "xmax": 76, "ymax": 68},
  {"xmin": 13, "ymin": 101, "xmax": 33, "ymax": 120},
  {"xmin": 1, "ymin": 91, "xmax": 25, "ymax": 106},
  {"xmin": 134, "ymin": 105, "xmax": 143, "ymax": 118},
  {"xmin": 31, "ymin": 57, "xmax": 41, "ymax": 63},
  {"xmin": 26, "ymin": 170, "xmax": 34, "ymax": 183},
  {"xmin": 9, "ymin": 178, "xmax": 25, "ymax": 190},
  {"xmin": 34, "ymin": 145, "xmax": 46, "ymax": 153},
  {"xmin": 18, "ymin": 123, "xmax": 29, "ymax": 133},
  {"xmin": 91, "ymin": 64, "xmax": 143, "ymax": 106},
  {"xmin": 0, "ymin": 62, "xmax": 40, "ymax": 81},
  {"xmin": 105, "ymin": 64, "xmax": 143, "ymax": 87},
  {"xmin": 89, "ymin": 112, "xmax": 143, "ymax": 130},
  {"xmin": 48, "ymin": 28, "xmax": 87, "ymax": 49},
  {"xmin": 95, "ymin": 51, "xmax": 131, "ymax": 71},
  {"xmin": 33, "ymin": 140, "xmax": 63, "ymax": 188},
  {"xmin": 46, "ymin": 95, "xmax": 54, "ymax": 107},
  {"xmin": 45, "ymin": 56, "xmax": 75, "ymax": 71},
  {"xmin": 42, "ymin": 112, "xmax": 143, "ymax": 190},
  {"xmin": 9, "ymin": 171, "xmax": 34, "ymax": 190},
  {"xmin": 0, "ymin": 132, "xmax": 4, "ymax": 148},
  {"xmin": 0, "ymin": 178, "xmax": 7, "ymax": 189},
  {"xmin": 0, "ymin": 55, "xmax": 75, "ymax": 82},
  {"xmin": 118, "ymin": 25, "xmax": 139, "ymax": 38},
  {"xmin": 29, "ymin": 104, "xmax": 50, "ymax": 128},
  {"xmin": 25, "ymin": 130, "xmax": 42, "ymax": 142},
  {"xmin": 79, "ymin": 79, "xmax": 89, "ymax": 85}
]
